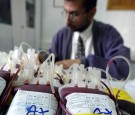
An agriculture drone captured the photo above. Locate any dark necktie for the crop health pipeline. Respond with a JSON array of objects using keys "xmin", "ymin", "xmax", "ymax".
[{"xmin": 75, "ymin": 35, "xmax": 85, "ymax": 59}]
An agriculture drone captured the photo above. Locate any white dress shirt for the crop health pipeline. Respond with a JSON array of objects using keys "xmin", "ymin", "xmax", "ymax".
[{"xmin": 71, "ymin": 21, "xmax": 94, "ymax": 59}]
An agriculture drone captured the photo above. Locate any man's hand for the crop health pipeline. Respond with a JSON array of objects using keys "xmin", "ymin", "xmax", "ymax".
[{"xmin": 55, "ymin": 59, "xmax": 80, "ymax": 69}]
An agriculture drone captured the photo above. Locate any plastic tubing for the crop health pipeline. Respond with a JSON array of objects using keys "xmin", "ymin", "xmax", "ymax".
[
  {"xmin": 106, "ymin": 56, "xmax": 131, "ymax": 97},
  {"xmin": 20, "ymin": 42, "xmax": 32, "ymax": 50},
  {"xmin": 72, "ymin": 64, "xmax": 79, "ymax": 86},
  {"xmin": 38, "ymin": 53, "xmax": 55, "ymax": 94},
  {"xmin": 86, "ymin": 67, "xmax": 110, "ymax": 90},
  {"xmin": 98, "ymin": 68, "xmax": 114, "ymax": 94},
  {"xmin": 19, "ymin": 42, "xmax": 33, "ymax": 55}
]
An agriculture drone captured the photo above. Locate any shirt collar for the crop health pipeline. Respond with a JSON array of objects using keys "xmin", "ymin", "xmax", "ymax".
[{"xmin": 80, "ymin": 21, "xmax": 93, "ymax": 41}]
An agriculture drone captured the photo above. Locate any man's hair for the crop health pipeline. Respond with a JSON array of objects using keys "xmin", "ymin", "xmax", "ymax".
[{"xmin": 65, "ymin": 0, "xmax": 97, "ymax": 11}]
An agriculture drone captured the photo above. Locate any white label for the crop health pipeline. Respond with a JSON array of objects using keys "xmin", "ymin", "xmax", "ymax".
[
  {"xmin": 66, "ymin": 93, "xmax": 117, "ymax": 115},
  {"xmin": 0, "ymin": 77, "xmax": 6, "ymax": 96},
  {"xmin": 7, "ymin": 90, "xmax": 58, "ymax": 115}
]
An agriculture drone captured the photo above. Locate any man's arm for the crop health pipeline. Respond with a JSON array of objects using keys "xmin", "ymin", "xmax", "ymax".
[{"xmin": 55, "ymin": 59, "xmax": 80, "ymax": 69}]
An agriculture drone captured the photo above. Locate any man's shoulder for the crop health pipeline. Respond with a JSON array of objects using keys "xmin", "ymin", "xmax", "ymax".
[
  {"xmin": 53, "ymin": 26, "xmax": 73, "ymax": 41},
  {"xmin": 93, "ymin": 20, "xmax": 122, "ymax": 41},
  {"xmin": 57, "ymin": 26, "xmax": 72, "ymax": 35},
  {"xmin": 93, "ymin": 20, "xmax": 114, "ymax": 29},
  {"xmin": 93, "ymin": 20, "xmax": 116, "ymax": 30}
]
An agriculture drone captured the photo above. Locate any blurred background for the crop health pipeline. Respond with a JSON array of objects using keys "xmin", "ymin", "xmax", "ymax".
[{"xmin": 0, "ymin": 0, "xmax": 135, "ymax": 60}]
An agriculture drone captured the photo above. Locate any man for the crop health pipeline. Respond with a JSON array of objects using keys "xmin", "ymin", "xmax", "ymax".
[{"xmin": 49, "ymin": 0, "xmax": 130, "ymax": 79}]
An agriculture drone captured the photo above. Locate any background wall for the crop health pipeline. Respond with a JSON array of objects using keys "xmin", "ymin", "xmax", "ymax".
[
  {"xmin": 0, "ymin": 24, "xmax": 13, "ymax": 52},
  {"xmin": 95, "ymin": 0, "xmax": 135, "ymax": 52},
  {"xmin": 41, "ymin": 0, "xmax": 135, "ymax": 58},
  {"xmin": 41, "ymin": 0, "xmax": 65, "ymax": 49}
]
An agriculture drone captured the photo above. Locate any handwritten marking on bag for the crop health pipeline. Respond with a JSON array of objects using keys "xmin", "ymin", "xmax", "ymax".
[
  {"xmin": 26, "ymin": 105, "xmax": 49, "ymax": 115},
  {"xmin": 93, "ymin": 108, "xmax": 112, "ymax": 115}
]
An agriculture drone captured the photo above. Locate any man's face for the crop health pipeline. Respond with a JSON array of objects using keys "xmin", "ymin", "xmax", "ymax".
[{"xmin": 64, "ymin": 0, "xmax": 93, "ymax": 32}]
